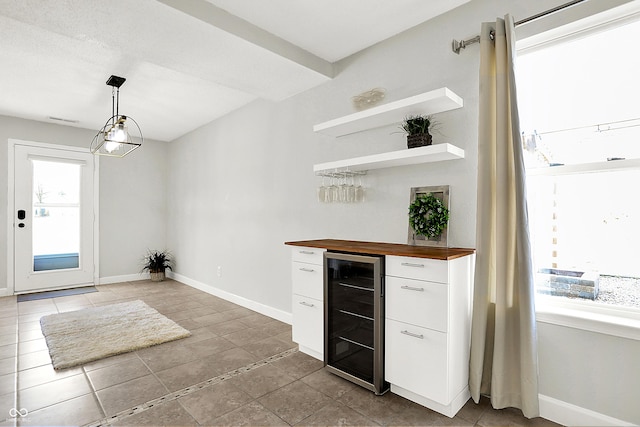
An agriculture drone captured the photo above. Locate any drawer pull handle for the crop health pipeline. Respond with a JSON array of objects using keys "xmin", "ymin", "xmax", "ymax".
[
  {"xmin": 401, "ymin": 330, "xmax": 424, "ymax": 339},
  {"xmin": 299, "ymin": 267, "xmax": 315, "ymax": 272},
  {"xmin": 401, "ymin": 285, "xmax": 424, "ymax": 292},
  {"xmin": 401, "ymin": 262, "xmax": 425, "ymax": 268},
  {"xmin": 299, "ymin": 301, "xmax": 315, "ymax": 307},
  {"xmin": 299, "ymin": 250, "xmax": 315, "ymax": 255}
]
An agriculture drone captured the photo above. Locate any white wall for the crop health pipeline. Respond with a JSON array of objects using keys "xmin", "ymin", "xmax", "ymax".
[
  {"xmin": 166, "ymin": 0, "xmax": 640, "ymax": 424},
  {"xmin": 0, "ymin": 115, "xmax": 167, "ymax": 287}
]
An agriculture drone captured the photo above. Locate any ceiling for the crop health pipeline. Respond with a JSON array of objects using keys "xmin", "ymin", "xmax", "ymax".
[{"xmin": 0, "ymin": 0, "xmax": 469, "ymax": 142}]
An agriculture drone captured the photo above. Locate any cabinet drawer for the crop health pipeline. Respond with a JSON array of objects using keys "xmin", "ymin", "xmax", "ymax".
[
  {"xmin": 292, "ymin": 261, "xmax": 323, "ymax": 300},
  {"xmin": 291, "ymin": 247, "xmax": 325, "ymax": 265},
  {"xmin": 386, "ymin": 256, "xmax": 448, "ymax": 284},
  {"xmin": 385, "ymin": 319, "xmax": 448, "ymax": 404},
  {"xmin": 386, "ymin": 276, "xmax": 448, "ymax": 332},
  {"xmin": 292, "ymin": 294, "xmax": 323, "ymax": 359}
]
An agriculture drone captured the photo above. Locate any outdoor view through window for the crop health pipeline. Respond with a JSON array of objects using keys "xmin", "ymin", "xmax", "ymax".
[{"xmin": 517, "ymin": 17, "xmax": 640, "ymax": 310}]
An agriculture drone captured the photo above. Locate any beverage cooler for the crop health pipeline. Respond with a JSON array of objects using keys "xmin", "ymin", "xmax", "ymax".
[{"xmin": 324, "ymin": 251, "xmax": 388, "ymax": 395}]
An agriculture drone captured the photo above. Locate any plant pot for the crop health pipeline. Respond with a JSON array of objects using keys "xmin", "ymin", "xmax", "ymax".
[
  {"xmin": 150, "ymin": 270, "xmax": 165, "ymax": 282},
  {"xmin": 407, "ymin": 133, "xmax": 432, "ymax": 149}
]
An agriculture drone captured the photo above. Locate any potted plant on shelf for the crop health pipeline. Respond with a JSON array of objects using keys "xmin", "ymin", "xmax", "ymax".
[
  {"xmin": 401, "ymin": 115, "xmax": 437, "ymax": 149},
  {"xmin": 141, "ymin": 250, "xmax": 173, "ymax": 282}
]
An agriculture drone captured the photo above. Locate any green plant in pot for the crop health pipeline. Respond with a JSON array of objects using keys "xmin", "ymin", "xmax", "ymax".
[
  {"xmin": 401, "ymin": 114, "xmax": 436, "ymax": 149},
  {"xmin": 141, "ymin": 250, "xmax": 173, "ymax": 282}
]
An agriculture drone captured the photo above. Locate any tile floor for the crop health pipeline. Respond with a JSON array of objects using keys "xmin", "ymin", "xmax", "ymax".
[{"xmin": 0, "ymin": 280, "xmax": 561, "ymax": 426}]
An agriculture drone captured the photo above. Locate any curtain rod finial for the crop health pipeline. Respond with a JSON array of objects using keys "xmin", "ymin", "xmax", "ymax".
[{"xmin": 452, "ymin": 39, "xmax": 463, "ymax": 54}]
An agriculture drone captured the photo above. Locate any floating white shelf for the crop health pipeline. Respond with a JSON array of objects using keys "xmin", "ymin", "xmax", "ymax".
[
  {"xmin": 313, "ymin": 87, "xmax": 463, "ymax": 137},
  {"xmin": 313, "ymin": 143, "xmax": 465, "ymax": 173}
]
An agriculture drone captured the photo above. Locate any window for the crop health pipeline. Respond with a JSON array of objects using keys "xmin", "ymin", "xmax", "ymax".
[{"xmin": 517, "ymin": 16, "xmax": 640, "ymax": 315}]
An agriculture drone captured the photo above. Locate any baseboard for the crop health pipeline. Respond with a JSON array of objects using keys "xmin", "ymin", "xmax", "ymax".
[
  {"xmin": 539, "ymin": 394, "xmax": 636, "ymax": 426},
  {"xmin": 168, "ymin": 271, "xmax": 292, "ymax": 325},
  {"xmin": 298, "ymin": 345, "xmax": 323, "ymax": 361},
  {"xmin": 99, "ymin": 273, "xmax": 149, "ymax": 285},
  {"xmin": 0, "ymin": 288, "xmax": 8, "ymax": 297},
  {"xmin": 390, "ymin": 384, "xmax": 469, "ymax": 418}
]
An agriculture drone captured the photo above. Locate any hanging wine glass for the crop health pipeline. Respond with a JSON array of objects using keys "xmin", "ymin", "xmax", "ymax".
[
  {"xmin": 329, "ymin": 173, "xmax": 339, "ymax": 202},
  {"xmin": 355, "ymin": 174, "xmax": 365, "ymax": 202},
  {"xmin": 339, "ymin": 172, "xmax": 349, "ymax": 203},
  {"xmin": 317, "ymin": 175, "xmax": 327, "ymax": 203},
  {"xmin": 347, "ymin": 172, "xmax": 356, "ymax": 203}
]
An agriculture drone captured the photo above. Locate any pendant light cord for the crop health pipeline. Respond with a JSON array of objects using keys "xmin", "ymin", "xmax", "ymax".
[{"xmin": 111, "ymin": 86, "xmax": 121, "ymax": 124}]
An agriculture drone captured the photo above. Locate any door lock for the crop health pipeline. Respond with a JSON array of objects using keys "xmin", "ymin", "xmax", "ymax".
[{"xmin": 17, "ymin": 210, "xmax": 26, "ymax": 220}]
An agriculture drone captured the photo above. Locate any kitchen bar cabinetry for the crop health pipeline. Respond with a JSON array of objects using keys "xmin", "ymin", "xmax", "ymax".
[
  {"xmin": 291, "ymin": 246, "xmax": 326, "ymax": 360},
  {"xmin": 285, "ymin": 239, "xmax": 474, "ymax": 418},
  {"xmin": 385, "ymin": 254, "xmax": 474, "ymax": 417}
]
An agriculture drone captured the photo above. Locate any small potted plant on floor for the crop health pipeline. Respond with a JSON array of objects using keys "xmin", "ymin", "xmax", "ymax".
[
  {"xmin": 142, "ymin": 250, "xmax": 173, "ymax": 282},
  {"xmin": 401, "ymin": 114, "xmax": 437, "ymax": 148}
]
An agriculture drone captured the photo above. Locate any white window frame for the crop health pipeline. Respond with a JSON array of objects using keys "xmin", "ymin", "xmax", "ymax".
[{"xmin": 516, "ymin": 0, "xmax": 640, "ymax": 340}]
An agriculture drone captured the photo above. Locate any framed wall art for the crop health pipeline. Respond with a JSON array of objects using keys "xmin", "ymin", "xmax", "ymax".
[{"xmin": 407, "ymin": 185, "xmax": 450, "ymax": 247}]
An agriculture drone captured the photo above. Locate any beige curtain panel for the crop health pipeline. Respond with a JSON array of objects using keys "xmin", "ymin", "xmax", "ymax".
[{"xmin": 469, "ymin": 15, "xmax": 540, "ymax": 418}]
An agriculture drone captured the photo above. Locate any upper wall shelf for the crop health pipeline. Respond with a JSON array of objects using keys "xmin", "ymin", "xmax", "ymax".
[
  {"xmin": 313, "ymin": 143, "xmax": 465, "ymax": 173},
  {"xmin": 313, "ymin": 87, "xmax": 463, "ymax": 137}
]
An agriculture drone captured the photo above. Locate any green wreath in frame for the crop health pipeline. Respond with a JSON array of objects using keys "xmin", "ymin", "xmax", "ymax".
[{"xmin": 408, "ymin": 193, "xmax": 449, "ymax": 238}]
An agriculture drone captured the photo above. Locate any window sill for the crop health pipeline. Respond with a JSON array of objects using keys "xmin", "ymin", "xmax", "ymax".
[{"xmin": 536, "ymin": 298, "xmax": 640, "ymax": 341}]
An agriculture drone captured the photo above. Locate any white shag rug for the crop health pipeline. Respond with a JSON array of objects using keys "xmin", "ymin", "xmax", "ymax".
[{"xmin": 40, "ymin": 299, "xmax": 191, "ymax": 370}]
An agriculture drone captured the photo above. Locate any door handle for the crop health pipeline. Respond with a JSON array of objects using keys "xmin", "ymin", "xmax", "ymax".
[{"xmin": 17, "ymin": 209, "xmax": 26, "ymax": 220}]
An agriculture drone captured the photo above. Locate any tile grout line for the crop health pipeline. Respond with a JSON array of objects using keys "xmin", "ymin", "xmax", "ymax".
[
  {"xmin": 83, "ymin": 364, "xmax": 109, "ymax": 421},
  {"xmin": 5, "ymin": 319, "xmax": 19, "ymax": 427},
  {"xmin": 82, "ymin": 347, "xmax": 299, "ymax": 427}
]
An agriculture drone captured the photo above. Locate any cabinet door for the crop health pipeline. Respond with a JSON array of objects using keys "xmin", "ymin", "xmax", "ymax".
[
  {"xmin": 292, "ymin": 294, "xmax": 323, "ymax": 359},
  {"xmin": 385, "ymin": 319, "xmax": 448, "ymax": 404},
  {"xmin": 386, "ymin": 276, "xmax": 448, "ymax": 332},
  {"xmin": 292, "ymin": 261, "xmax": 323, "ymax": 300}
]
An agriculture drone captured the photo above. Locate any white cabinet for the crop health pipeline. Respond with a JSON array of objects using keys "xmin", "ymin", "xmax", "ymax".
[
  {"xmin": 291, "ymin": 246, "xmax": 325, "ymax": 360},
  {"xmin": 385, "ymin": 254, "xmax": 474, "ymax": 418}
]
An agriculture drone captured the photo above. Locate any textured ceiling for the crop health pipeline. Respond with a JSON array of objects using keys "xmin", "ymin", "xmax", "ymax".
[{"xmin": 0, "ymin": 0, "xmax": 469, "ymax": 142}]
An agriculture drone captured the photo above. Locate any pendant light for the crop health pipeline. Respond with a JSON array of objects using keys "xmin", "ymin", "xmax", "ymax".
[{"xmin": 90, "ymin": 75, "xmax": 143, "ymax": 157}]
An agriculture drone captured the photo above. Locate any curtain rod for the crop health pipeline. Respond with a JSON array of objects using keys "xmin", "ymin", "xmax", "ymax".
[{"xmin": 451, "ymin": 0, "xmax": 588, "ymax": 54}]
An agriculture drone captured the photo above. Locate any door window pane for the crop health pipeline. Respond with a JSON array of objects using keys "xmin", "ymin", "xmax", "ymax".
[{"xmin": 32, "ymin": 160, "xmax": 81, "ymax": 271}]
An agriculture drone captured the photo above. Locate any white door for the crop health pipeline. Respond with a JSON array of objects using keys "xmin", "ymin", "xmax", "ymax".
[{"xmin": 13, "ymin": 144, "xmax": 95, "ymax": 293}]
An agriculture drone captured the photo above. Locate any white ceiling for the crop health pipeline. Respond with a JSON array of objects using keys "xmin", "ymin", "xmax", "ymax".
[{"xmin": 0, "ymin": 0, "xmax": 469, "ymax": 142}]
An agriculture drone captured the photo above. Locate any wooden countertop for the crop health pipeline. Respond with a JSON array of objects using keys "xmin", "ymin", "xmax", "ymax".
[{"xmin": 285, "ymin": 239, "xmax": 475, "ymax": 260}]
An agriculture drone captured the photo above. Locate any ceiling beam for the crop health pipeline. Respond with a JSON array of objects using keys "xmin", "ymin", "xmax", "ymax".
[{"xmin": 155, "ymin": 0, "xmax": 335, "ymax": 79}]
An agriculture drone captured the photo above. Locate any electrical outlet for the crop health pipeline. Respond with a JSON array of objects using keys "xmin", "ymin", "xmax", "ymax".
[{"xmin": 217, "ymin": 266, "xmax": 222, "ymax": 277}]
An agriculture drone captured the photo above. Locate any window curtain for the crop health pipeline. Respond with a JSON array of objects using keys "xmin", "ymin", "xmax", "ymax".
[{"xmin": 469, "ymin": 15, "xmax": 539, "ymax": 418}]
